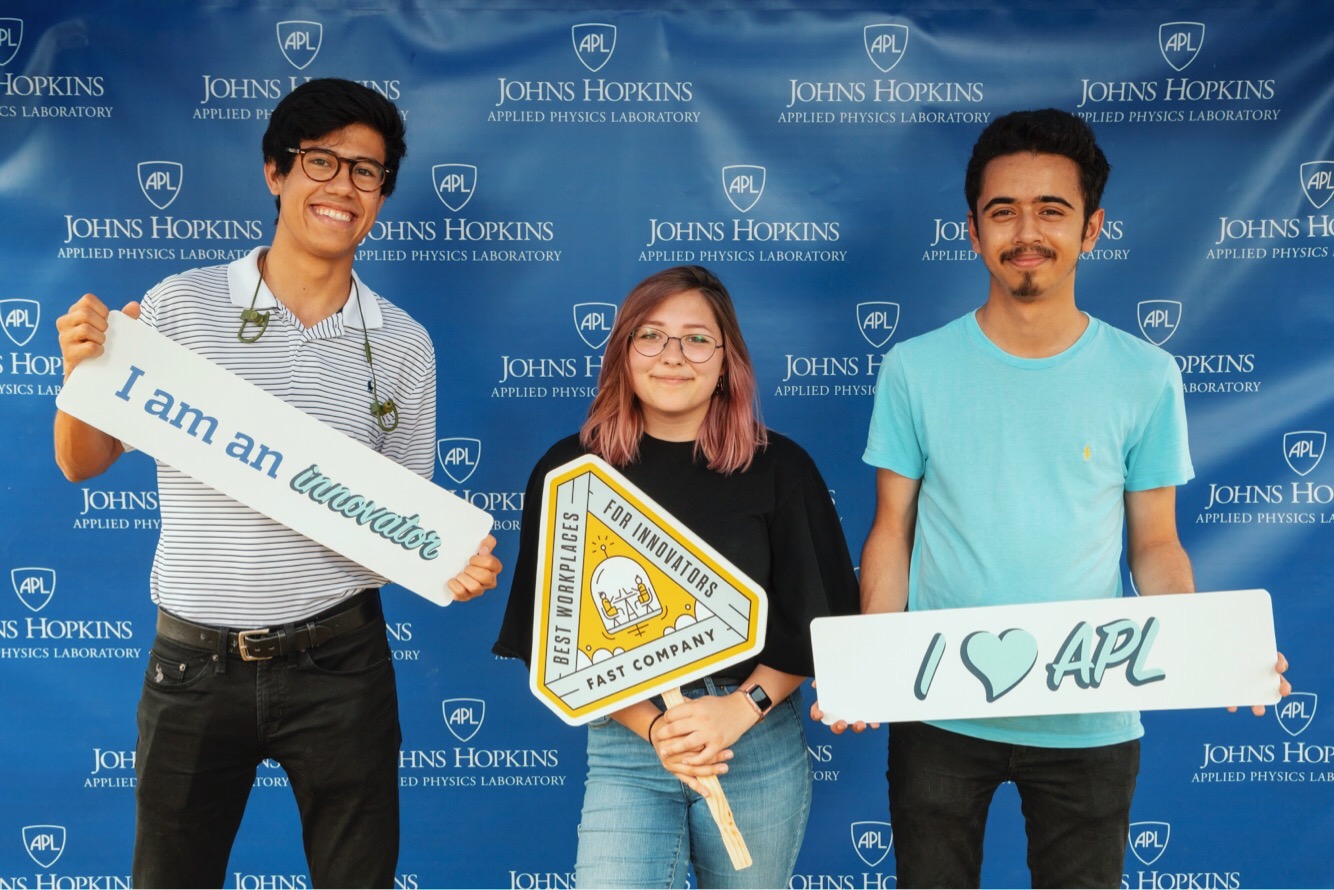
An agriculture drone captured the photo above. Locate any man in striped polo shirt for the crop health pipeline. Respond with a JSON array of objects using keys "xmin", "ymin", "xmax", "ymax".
[{"xmin": 54, "ymin": 78, "xmax": 501, "ymax": 888}]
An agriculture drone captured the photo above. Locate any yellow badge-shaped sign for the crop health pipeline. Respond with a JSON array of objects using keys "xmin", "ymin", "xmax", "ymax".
[{"xmin": 530, "ymin": 455, "xmax": 768, "ymax": 725}]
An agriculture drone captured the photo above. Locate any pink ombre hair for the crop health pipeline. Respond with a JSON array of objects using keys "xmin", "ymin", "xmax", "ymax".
[{"xmin": 580, "ymin": 266, "xmax": 767, "ymax": 474}]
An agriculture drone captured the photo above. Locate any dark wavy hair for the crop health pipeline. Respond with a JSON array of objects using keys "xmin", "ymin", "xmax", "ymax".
[
  {"xmin": 965, "ymin": 108, "xmax": 1110, "ymax": 226},
  {"xmin": 261, "ymin": 78, "xmax": 407, "ymax": 213}
]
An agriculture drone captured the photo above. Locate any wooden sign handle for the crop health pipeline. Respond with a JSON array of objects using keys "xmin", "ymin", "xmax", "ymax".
[{"xmin": 661, "ymin": 687, "xmax": 753, "ymax": 870}]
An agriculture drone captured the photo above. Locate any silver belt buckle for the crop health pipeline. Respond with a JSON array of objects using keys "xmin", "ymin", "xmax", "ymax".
[{"xmin": 236, "ymin": 628, "xmax": 273, "ymax": 661}]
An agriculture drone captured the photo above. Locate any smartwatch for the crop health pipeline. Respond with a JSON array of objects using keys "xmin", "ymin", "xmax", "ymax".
[{"xmin": 739, "ymin": 683, "xmax": 773, "ymax": 720}]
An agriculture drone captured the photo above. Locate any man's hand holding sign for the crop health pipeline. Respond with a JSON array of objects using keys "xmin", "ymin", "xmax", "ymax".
[{"xmin": 56, "ymin": 299, "xmax": 497, "ymax": 604}]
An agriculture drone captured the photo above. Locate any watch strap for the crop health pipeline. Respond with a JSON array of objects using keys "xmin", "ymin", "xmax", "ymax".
[{"xmin": 739, "ymin": 683, "xmax": 773, "ymax": 720}]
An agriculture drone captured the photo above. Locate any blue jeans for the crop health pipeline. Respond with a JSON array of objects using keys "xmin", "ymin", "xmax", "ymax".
[
  {"xmin": 575, "ymin": 680, "xmax": 812, "ymax": 889},
  {"xmin": 887, "ymin": 722, "xmax": 1139, "ymax": 889},
  {"xmin": 133, "ymin": 602, "xmax": 401, "ymax": 888}
]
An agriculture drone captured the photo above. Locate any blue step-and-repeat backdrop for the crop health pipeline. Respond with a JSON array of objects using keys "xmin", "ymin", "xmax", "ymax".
[{"xmin": 1, "ymin": 2, "xmax": 1331, "ymax": 888}]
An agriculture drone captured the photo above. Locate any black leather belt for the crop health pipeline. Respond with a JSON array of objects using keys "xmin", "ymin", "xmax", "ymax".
[
  {"xmin": 155, "ymin": 589, "xmax": 381, "ymax": 661},
  {"xmin": 681, "ymin": 676, "xmax": 744, "ymax": 693}
]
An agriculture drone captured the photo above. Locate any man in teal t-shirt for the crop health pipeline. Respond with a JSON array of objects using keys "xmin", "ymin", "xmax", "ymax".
[
  {"xmin": 860, "ymin": 109, "xmax": 1194, "ymax": 889},
  {"xmin": 820, "ymin": 106, "xmax": 1289, "ymax": 890}
]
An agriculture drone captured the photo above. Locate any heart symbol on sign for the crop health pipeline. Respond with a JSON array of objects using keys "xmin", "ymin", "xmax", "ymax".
[{"xmin": 961, "ymin": 629, "xmax": 1039, "ymax": 703}]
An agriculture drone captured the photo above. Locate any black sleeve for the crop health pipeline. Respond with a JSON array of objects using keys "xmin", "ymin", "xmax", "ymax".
[
  {"xmin": 757, "ymin": 441, "xmax": 861, "ymax": 677},
  {"xmin": 491, "ymin": 436, "xmax": 584, "ymax": 665}
]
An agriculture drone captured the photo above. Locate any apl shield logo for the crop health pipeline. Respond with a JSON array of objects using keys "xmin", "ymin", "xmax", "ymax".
[
  {"xmin": 572, "ymin": 23, "xmax": 616, "ymax": 73},
  {"xmin": 137, "ymin": 161, "xmax": 183, "ymax": 211},
  {"xmin": 12, "ymin": 567, "xmax": 55, "ymax": 613},
  {"xmin": 1137, "ymin": 300, "xmax": 1181, "ymax": 346},
  {"xmin": 442, "ymin": 698, "xmax": 485, "ymax": 742},
  {"xmin": 0, "ymin": 18, "xmax": 23, "ymax": 67},
  {"xmin": 437, "ymin": 437, "xmax": 481, "ymax": 485},
  {"xmin": 573, "ymin": 302, "xmax": 617, "ymax": 350},
  {"xmin": 1159, "ymin": 22, "xmax": 1204, "ymax": 71},
  {"xmin": 722, "ymin": 165, "xmax": 765, "ymax": 214},
  {"xmin": 433, "ymin": 164, "xmax": 477, "ymax": 213},
  {"xmin": 22, "ymin": 825, "xmax": 66, "ymax": 869},
  {"xmin": 1283, "ymin": 430, "xmax": 1326, "ymax": 477},
  {"xmin": 857, "ymin": 302, "xmax": 900, "ymax": 349},
  {"xmin": 1276, "ymin": 692, "xmax": 1317, "ymax": 737},
  {"xmin": 276, "ymin": 21, "xmax": 322, "ymax": 70},
  {"xmin": 864, "ymin": 24, "xmax": 908, "ymax": 73},
  {"xmin": 1128, "ymin": 821, "xmax": 1170, "ymax": 866},
  {"xmin": 850, "ymin": 821, "xmax": 892, "ymax": 867},
  {"xmin": 0, "ymin": 298, "xmax": 40, "ymax": 347},
  {"xmin": 1299, "ymin": 161, "xmax": 1334, "ymax": 210}
]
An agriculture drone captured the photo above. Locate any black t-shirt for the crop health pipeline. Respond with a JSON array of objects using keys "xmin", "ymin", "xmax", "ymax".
[{"xmin": 492, "ymin": 431, "xmax": 860, "ymax": 679}]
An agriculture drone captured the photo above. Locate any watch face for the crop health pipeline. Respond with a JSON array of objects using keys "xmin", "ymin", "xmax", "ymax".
[{"xmin": 746, "ymin": 684, "xmax": 772, "ymax": 713}]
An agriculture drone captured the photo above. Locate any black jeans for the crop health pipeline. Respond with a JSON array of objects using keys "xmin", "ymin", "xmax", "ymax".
[
  {"xmin": 133, "ymin": 606, "xmax": 401, "ymax": 888},
  {"xmin": 887, "ymin": 721, "xmax": 1139, "ymax": 889}
]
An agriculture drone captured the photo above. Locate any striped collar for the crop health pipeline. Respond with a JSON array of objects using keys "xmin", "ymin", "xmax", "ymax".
[{"xmin": 227, "ymin": 245, "xmax": 383, "ymax": 330}]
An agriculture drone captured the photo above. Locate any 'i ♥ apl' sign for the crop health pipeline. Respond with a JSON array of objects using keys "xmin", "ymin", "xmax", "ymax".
[{"xmin": 812, "ymin": 590, "xmax": 1280, "ymax": 724}]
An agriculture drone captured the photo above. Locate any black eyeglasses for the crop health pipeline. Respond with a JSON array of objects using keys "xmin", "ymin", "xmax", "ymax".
[
  {"xmin": 287, "ymin": 147, "xmax": 389, "ymax": 192},
  {"xmin": 629, "ymin": 327, "xmax": 724, "ymax": 363}
]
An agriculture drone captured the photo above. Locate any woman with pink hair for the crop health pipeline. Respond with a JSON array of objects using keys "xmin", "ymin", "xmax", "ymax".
[{"xmin": 495, "ymin": 265, "xmax": 858, "ymax": 888}]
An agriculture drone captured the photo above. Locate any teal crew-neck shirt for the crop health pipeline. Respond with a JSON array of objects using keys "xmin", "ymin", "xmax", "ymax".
[{"xmin": 864, "ymin": 311, "xmax": 1193, "ymax": 748}]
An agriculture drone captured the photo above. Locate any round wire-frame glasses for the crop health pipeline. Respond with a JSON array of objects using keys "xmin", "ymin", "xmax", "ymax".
[{"xmin": 629, "ymin": 327, "xmax": 724, "ymax": 363}]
